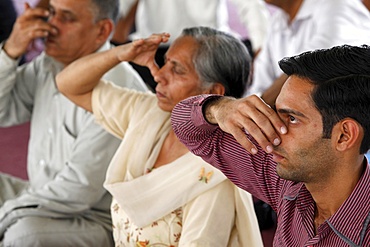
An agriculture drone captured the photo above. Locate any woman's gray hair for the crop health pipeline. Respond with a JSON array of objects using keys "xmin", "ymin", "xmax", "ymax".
[{"xmin": 181, "ymin": 26, "xmax": 251, "ymax": 98}]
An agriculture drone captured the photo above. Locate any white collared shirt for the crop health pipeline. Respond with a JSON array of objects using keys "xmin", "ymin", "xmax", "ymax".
[{"xmin": 246, "ymin": 0, "xmax": 370, "ymax": 97}]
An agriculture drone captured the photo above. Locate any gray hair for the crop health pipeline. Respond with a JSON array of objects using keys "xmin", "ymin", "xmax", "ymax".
[
  {"xmin": 181, "ymin": 26, "xmax": 251, "ymax": 98},
  {"xmin": 90, "ymin": 0, "xmax": 120, "ymax": 24}
]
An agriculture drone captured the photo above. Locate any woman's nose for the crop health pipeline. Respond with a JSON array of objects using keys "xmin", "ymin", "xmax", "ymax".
[{"xmin": 153, "ymin": 66, "xmax": 167, "ymax": 85}]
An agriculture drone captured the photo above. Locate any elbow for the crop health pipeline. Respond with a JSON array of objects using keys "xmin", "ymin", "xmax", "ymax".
[{"xmin": 55, "ymin": 72, "xmax": 69, "ymax": 96}]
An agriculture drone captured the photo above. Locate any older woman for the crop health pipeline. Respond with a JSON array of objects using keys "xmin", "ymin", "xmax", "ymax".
[{"xmin": 56, "ymin": 27, "xmax": 262, "ymax": 246}]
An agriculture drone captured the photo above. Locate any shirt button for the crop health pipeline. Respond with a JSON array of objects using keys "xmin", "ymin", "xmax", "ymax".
[
  {"xmin": 39, "ymin": 159, "xmax": 46, "ymax": 166},
  {"xmin": 48, "ymin": 128, "xmax": 53, "ymax": 134}
]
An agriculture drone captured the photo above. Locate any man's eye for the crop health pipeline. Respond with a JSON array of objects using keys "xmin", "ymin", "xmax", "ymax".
[
  {"xmin": 48, "ymin": 8, "xmax": 55, "ymax": 17},
  {"xmin": 289, "ymin": 115, "xmax": 298, "ymax": 123},
  {"xmin": 61, "ymin": 15, "xmax": 75, "ymax": 22}
]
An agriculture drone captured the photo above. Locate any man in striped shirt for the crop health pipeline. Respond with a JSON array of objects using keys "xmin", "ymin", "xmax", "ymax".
[{"xmin": 171, "ymin": 44, "xmax": 370, "ymax": 246}]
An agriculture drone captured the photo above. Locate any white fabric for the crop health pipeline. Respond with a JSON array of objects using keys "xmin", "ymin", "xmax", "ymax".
[
  {"xmin": 119, "ymin": 0, "xmax": 269, "ymax": 51},
  {"xmin": 245, "ymin": 0, "xmax": 370, "ymax": 96},
  {"xmin": 107, "ymin": 153, "xmax": 227, "ymax": 227},
  {"xmin": 92, "ymin": 81, "xmax": 263, "ymax": 246},
  {"xmin": 0, "ymin": 41, "xmax": 147, "ymax": 243}
]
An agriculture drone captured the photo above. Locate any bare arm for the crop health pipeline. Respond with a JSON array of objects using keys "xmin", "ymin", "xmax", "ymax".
[
  {"xmin": 111, "ymin": 0, "xmax": 138, "ymax": 44},
  {"xmin": 204, "ymin": 95, "xmax": 287, "ymax": 154},
  {"xmin": 56, "ymin": 33, "xmax": 170, "ymax": 112},
  {"xmin": 261, "ymin": 74, "xmax": 288, "ymax": 106},
  {"xmin": 230, "ymin": 0, "xmax": 269, "ymax": 53}
]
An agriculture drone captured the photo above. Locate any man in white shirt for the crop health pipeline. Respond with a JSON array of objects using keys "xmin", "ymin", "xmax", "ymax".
[
  {"xmin": 245, "ymin": 0, "xmax": 370, "ymax": 106},
  {"xmin": 0, "ymin": 0, "xmax": 147, "ymax": 246}
]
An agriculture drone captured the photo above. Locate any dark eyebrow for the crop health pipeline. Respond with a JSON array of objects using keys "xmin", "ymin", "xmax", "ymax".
[{"xmin": 277, "ymin": 108, "xmax": 307, "ymax": 118}]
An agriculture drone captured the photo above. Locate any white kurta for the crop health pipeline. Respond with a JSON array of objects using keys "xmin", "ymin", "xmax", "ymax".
[{"xmin": 0, "ymin": 41, "xmax": 148, "ymax": 245}]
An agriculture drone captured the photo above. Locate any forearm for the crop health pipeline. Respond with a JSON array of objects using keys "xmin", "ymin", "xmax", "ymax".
[
  {"xmin": 56, "ymin": 47, "xmax": 121, "ymax": 97},
  {"xmin": 261, "ymin": 73, "xmax": 288, "ymax": 106},
  {"xmin": 171, "ymin": 95, "xmax": 283, "ymax": 206},
  {"xmin": 111, "ymin": 1, "xmax": 138, "ymax": 44},
  {"xmin": 56, "ymin": 47, "xmax": 123, "ymax": 112},
  {"xmin": 57, "ymin": 35, "xmax": 168, "ymax": 111},
  {"xmin": 230, "ymin": 0, "xmax": 269, "ymax": 52},
  {"xmin": 204, "ymin": 96, "xmax": 236, "ymax": 124}
]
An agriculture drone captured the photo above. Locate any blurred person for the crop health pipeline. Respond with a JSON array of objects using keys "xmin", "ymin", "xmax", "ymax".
[
  {"xmin": 0, "ymin": 0, "xmax": 147, "ymax": 246},
  {"xmin": 245, "ymin": 0, "xmax": 370, "ymax": 106},
  {"xmin": 364, "ymin": 0, "xmax": 370, "ymax": 10},
  {"xmin": 0, "ymin": 0, "xmax": 17, "ymax": 43}
]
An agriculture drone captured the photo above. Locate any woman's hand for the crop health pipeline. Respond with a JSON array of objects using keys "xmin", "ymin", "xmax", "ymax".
[{"xmin": 117, "ymin": 33, "xmax": 170, "ymax": 74}]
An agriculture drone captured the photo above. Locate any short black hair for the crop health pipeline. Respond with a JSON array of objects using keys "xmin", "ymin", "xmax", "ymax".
[{"xmin": 279, "ymin": 45, "xmax": 370, "ymax": 154}]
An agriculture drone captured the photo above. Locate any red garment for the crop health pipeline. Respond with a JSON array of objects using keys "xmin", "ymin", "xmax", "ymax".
[{"xmin": 171, "ymin": 94, "xmax": 370, "ymax": 247}]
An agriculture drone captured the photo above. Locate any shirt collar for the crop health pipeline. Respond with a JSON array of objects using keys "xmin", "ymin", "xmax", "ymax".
[
  {"xmin": 326, "ymin": 162, "xmax": 370, "ymax": 244},
  {"xmin": 294, "ymin": 0, "xmax": 316, "ymax": 21}
]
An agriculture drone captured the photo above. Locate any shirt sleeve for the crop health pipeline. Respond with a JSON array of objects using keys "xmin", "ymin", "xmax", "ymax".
[
  {"xmin": 171, "ymin": 94, "xmax": 283, "ymax": 210},
  {"xmin": 0, "ymin": 43, "xmax": 38, "ymax": 126},
  {"xmin": 92, "ymin": 80, "xmax": 155, "ymax": 139}
]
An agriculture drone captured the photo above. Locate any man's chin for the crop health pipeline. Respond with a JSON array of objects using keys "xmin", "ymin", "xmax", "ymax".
[
  {"xmin": 44, "ymin": 47, "xmax": 61, "ymax": 58},
  {"xmin": 276, "ymin": 164, "xmax": 289, "ymax": 179}
]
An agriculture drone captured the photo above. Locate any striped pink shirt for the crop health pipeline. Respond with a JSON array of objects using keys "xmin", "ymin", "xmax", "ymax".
[{"xmin": 171, "ymin": 95, "xmax": 370, "ymax": 247}]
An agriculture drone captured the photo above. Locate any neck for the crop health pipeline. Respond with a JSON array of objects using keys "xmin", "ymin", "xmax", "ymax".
[
  {"xmin": 308, "ymin": 156, "xmax": 366, "ymax": 228},
  {"xmin": 273, "ymin": 0, "xmax": 303, "ymax": 23},
  {"xmin": 153, "ymin": 129, "xmax": 189, "ymax": 168},
  {"xmin": 363, "ymin": 0, "xmax": 370, "ymax": 11}
]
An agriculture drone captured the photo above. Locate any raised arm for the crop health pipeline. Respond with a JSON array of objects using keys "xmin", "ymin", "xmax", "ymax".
[
  {"xmin": 171, "ymin": 94, "xmax": 286, "ymax": 205},
  {"xmin": 56, "ymin": 33, "xmax": 169, "ymax": 112}
]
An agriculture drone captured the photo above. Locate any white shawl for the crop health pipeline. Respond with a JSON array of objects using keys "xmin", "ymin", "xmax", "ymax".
[{"xmin": 93, "ymin": 81, "xmax": 263, "ymax": 246}]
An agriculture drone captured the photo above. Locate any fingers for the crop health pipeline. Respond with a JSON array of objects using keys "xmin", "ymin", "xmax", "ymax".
[
  {"xmin": 23, "ymin": 3, "xmax": 50, "ymax": 21},
  {"xmin": 212, "ymin": 95, "xmax": 287, "ymax": 154},
  {"xmin": 242, "ymin": 96, "xmax": 286, "ymax": 152},
  {"xmin": 4, "ymin": 5, "xmax": 54, "ymax": 58},
  {"xmin": 148, "ymin": 32, "xmax": 170, "ymax": 43},
  {"xmin": 131, "ymin": 33, "xmax": 170, "ymax": 50},
  {"xmin": 24, "ymin": 2, "xmax": 31, "ymax": 10}
]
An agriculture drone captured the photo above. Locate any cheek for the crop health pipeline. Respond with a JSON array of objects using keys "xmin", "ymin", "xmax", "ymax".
[{"xmin": 279, "ymin": 131, "xmax": 307, "ymax": 153}]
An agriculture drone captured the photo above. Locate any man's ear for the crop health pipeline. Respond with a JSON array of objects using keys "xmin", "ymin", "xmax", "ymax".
[
  {"xmin": 334, "ymin": 118, "xmax": 363, "ymax": 152},
  {"xmin": 96, "ymin": 19, "xmax": 114, "ymax": 44},
  {"xmin": 209, "ymin": 82, "xmax": 225, "ymax": 96}
]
